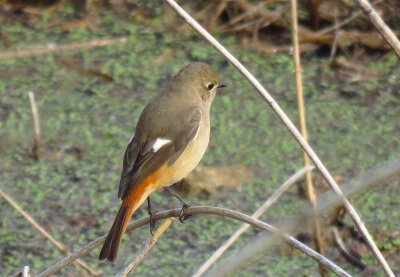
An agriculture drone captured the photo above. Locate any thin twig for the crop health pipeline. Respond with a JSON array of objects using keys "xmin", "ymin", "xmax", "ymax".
[
  {"xmin": 291, "ymin": 0, "xmax": 314, "ymax": 206},
  {"xmin": 37, "ymin": 157, "xmax": 400, "ymax": 276},
  {"xmin": 203, "ymin": 231, "xmax": 298, "ymax": 277},
  {"xmin": 23, "ymin": 266, "xmax": 30, "ymax": 277},
  {"xmin": 206, "ymin": 158, "xmax": 400, "ymax": 276},
  {"xmin": 311, "ymin": 0, "xmax": 320, "ymax": 29},
  {"xmin": 192, "ymin": 165, "xmax": 314, "ymax": 277},
  {"xmin": 316, "ymin": 0, "xmax": 383, "ymax": 36},
  {"xmin": 354, "ymin": 0, "xmax": 400, "ymax": 59},
  {"xmin": 28, "ymin": 91, "xmax": 41, "ymax": 160},
  {"xmin": 0, "ymin": 37, "xmax": 128, "ymax": 59},
  {"xmin": 163, "ymin": 1, "xmax": 394, "ymax": 275},
  {"xmin": 37, "ymin": 206, "xmax": 350, "ymax": 277},
  {"xmin": 290, "ymin": 1, "xmax": 326, "ymax": 276},
  {"xmin": 14, "ymin": 266, "xmax": 31, "ymax": 277},
  {"xmin": 328, "ymin": 21, "xmax": 340, "ymax": 65},
  {"xmin": 0, "ymin": 188, "xmax": 100, "ymax": 276},
  {"xmin": 116, "ymin": 218, "xmax": 174, "ymax": 277},
  {"xmin": 332, "ymin": 227, "xmax": 367, "ymax": 270},
  {"xmin": 221, "ymin": 2, "xmax": 267, "ymax": 28}
]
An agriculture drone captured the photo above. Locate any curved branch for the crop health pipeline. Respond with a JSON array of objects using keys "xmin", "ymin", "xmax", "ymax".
[
  {"xmin": 162, "ymin": 1, "xmax": 394, "ymax": 276},
  {"xmin": 37, "ymin": 206, "xmax": 350, "ymax": 277},
  {"xmin": 193, "ymin": 166, "xmax": 314, "ymax": 276},
  {"xmin": 332, "ymin": 227, "xmax": 367, "ymax": 270}
]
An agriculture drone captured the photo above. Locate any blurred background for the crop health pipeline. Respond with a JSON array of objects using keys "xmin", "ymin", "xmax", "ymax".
[{"xmin": 0, "ymin": 0, "xmax": 399, "ymax": 276}]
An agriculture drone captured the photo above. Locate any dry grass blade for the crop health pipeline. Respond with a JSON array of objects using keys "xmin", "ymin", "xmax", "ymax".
[
  {"xmin": 354, "ymin": 0, "xmax": 400, "ymax": 59},
  {"xmin": 332, "ymin": 227, "xmax": 367, "ymax": 270},
  {"xmin": 311, "ymin": 0, "xmax": 320, "ymax": 28},
  {"xmin": 14, "ymin": 266, "xmax": 31, "ymax": 277},
  {"xmin": 290, "ymin": 1, "xmax": 327, "ymax": 276},
  {"xmin": 32, "ymin": 156, "xmax": 400, "ymax": 276},
  {"xmin": 0, "ymin": 37, "xmax": 128, "ymax": 59},
  {"xmin": 28, "ymin": 91, "xmax": 41, "ymax": 160},
  {"xmin": 200, "ymin": 159, "xmax": 400, "ymax": 277},
  {"xmin": 317, "ymin": 0, "xmax": 383, "ymax": 36},
  {"xmin": 192, "ymin": 166, "xmax": 314, "ymax": 277},
  {"xmin": 0, "ymin": 188, "xmax": 100, "ymax": 276},
  {"xmin": 61, "ymin": 59, "xmax": 114, "ymax": 83},
  {"xmin": 116, "ymin": 218, "xmax": 174, "ymax": 277},
  {"xmin": 162, "ymin": 0, "xmax": 394, "ymax": 275}
]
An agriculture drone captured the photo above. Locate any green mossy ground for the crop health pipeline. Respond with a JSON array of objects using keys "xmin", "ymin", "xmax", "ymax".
[{"xmin": 1, "ymin": 6, "xmax": 399, "ymax": 276}]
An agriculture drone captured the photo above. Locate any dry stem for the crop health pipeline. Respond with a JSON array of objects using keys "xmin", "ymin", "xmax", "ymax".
[
  {"xmin": 0, "ymin": 37, "xmax": 128, "ymax": 59},
  {"xmin": 0, "ymin": 188, "xmax": 100, "ymax": 276},
  {"xmin": 115, "ymin": 218, "xmax": 174, "ymax": 277},
  {"xmin": 204, "ymin": 159, "xmax": 400, "ymax": 276},
  {"xmin": 163, "ymin": 0, "xmax": 394, "ymax": 275},
  {"xmin": 35, "ymin": 158, "xmax": 400, "ymax": 276},
  {"xmin": 14, "ymin": 266, "xmax": 31, "ymax": 277},
  {"xmin": 37, "ymin": 206, "xmax": 350, "ymax": 277},
  {"xmin": 354, "ymin": 0, "xmax": 400, "ymax": 59},
  {"xmin": 290, "ymin": 1, "xmax": 326, "ymax": 276},
  {"xmin": 28, "ymin": 91, "xmax": 41, "ymax": 160},
  {"xmin": 317, "ymin": 0, "xmax": 383, "ymax": 36},
  {"xmin": 193, "ymin": 166, "xmax": 314, "ymax": 276},
  {"xmin": 332, "ymin": 227, "xmax": 367, "ymax": 270}
]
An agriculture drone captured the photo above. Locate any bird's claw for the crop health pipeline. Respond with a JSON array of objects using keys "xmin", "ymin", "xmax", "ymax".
[
  {"xmin": 178, "ymin": 203, "xmax": 191, "ymax": 223},
  {"xmin": 149, "ymin": 211, "xmax": 156, "ymax": 235},
  {"xmin": 147, "ymin": 197, "xmax": 157, "ymax": 235}
]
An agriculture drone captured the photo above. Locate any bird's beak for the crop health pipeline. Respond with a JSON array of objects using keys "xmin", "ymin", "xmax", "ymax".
[{"xmin": 217, "ymin": 84, "xmax": 227, "ymax": 89}]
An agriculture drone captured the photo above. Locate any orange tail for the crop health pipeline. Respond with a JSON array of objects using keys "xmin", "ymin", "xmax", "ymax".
[
  {"xmin": 99, "ymin": 201, "xmax": 136, "ymax": 262},
  {"xmin": 99, "ymin": 177, "xmax": 157, "ymax": 262}
]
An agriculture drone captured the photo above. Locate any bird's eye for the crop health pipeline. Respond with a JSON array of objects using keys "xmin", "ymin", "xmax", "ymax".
[{"xmin": 207, "ymin": 83, "xmax": 215, "ymax": 91}]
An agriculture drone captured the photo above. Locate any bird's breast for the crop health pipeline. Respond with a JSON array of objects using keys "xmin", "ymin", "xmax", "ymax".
[{"xmin": 159, "ymin": 112, "xmax": 210, "ymax": 186}]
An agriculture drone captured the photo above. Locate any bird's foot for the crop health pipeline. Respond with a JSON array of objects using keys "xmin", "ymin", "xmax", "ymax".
[
  {"xmin": 149, "ymin": 211, "xmax": 157, "ymax": 235},
  {"xmin": 147, "ymin": 197, "xmax": 157, "ymax": 235},
  {"xmin": 178, "ymin": 203, "xmax": 192, "ymax": 223},
  {"xmin": 164, "ymin": 187, "xmax": 192, "ymax": 223}
]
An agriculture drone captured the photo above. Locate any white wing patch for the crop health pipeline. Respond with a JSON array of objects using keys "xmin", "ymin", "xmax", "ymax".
[
  {"xmin": 152, "ymin": 138, "xmax": 172, "ymax": 152},
  {"xmin": 128, "ymin": 133, "xmax": 135, "ymax": 143}
]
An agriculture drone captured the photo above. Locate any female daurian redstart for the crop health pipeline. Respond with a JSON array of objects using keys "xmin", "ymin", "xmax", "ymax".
[{"xmin": 99, "ymin": 62, "xmax": 225, "ymax": 262}]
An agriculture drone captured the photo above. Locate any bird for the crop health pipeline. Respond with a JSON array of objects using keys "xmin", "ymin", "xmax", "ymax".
[{"xmin": 99, "ymin": 62, "xmax": 225, "ymax": 262}]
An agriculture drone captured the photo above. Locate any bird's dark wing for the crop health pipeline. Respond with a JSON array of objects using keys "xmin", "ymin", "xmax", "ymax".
[
  {"xmin": 117, "ymin": 137, "xmax": 139, "ymax": 198},
  {"xmin": 117, "ymin": 107, "xmax": 201, "ymax": 199}
]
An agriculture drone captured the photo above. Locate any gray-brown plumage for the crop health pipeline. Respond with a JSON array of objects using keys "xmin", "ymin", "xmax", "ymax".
[{"xmin": 99, "ymin": 62, "xmax": 224, "ymax": 262}]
